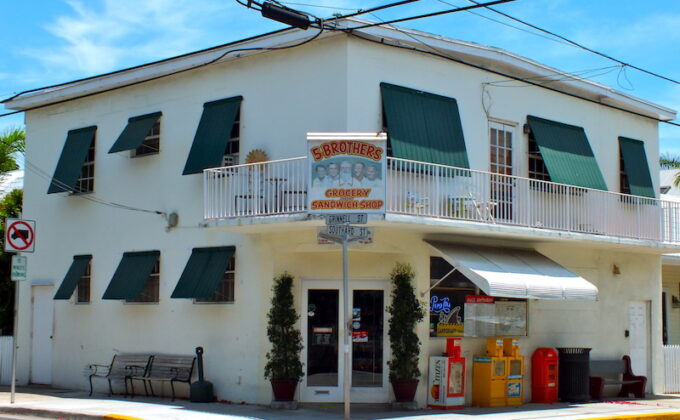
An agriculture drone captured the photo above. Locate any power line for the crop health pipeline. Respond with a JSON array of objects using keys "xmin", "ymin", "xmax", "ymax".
[
  {"xmin": 0, "ymin": 25, "xmax": 324, "ymax": 120},
  {"xmin": 465, "ymin": 0, "xmax": 680, "ymax": 85},
  {"xmin": 348, "ymin": 31, "xmax": 680, "ymax": 128},
  {"xmin": 22, "ymin": 156, "xmax": 166, "ymax": 215},
  {"xmin": 346, "ymin": 0, "xmax": 517, "ymax": 29}
]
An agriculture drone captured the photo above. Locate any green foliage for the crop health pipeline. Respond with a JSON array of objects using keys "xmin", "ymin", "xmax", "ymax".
[
  {"xmin": 0, "ymin": 189, "xmax": 23, "ymax": 335},
  {"xmin": 387, "ymin": 263, "xmax": 425, "ymax": 381},
  {"xmin": 264, "ymin": 272, "xmax": 304, "ymax": 381},
  {"xmin": 660, "ymin": 153, "xmax": 680, "ymax": 169},
  {"xmin": 0, "ymin": 127, "xmax": 25, "ymax": 173}
]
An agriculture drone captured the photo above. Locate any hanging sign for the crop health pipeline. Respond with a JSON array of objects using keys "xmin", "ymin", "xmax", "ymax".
[
  {"xmin": 307, "ymin": 132, "xmax": 387, "ymax": 214},
  {"xmin": 4, "ymin": 218, "xmax": 36, "ymax": 253}
]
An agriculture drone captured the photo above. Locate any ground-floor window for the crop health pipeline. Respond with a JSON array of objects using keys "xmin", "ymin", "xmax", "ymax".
[
  {"xmin": 195, "ymin": 255, "xmax": 235, "ymax": 303},
  {"xmin": 429, "ymin": 257, "xmax": 527, "ymax": 337}
]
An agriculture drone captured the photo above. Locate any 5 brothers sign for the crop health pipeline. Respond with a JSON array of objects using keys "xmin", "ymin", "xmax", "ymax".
[{"xmin": 307, "ymin": 132, "xmax": 387, "ymax": 215}]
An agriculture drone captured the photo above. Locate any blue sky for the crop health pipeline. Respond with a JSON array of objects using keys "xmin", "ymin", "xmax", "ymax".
[{"xmin": 1, "ymin": 0, "xmax": 679, "ymax": 154}]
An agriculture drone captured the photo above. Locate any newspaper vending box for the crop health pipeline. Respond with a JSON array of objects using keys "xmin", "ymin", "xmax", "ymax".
[{"xmin": 428, "ymin": 338, "xmax": 466, "ymax": 409}]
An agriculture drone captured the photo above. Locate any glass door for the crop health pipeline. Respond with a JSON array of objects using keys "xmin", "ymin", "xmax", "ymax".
[
  {"xmin": 489, "ymin": 121, "xmax": 515, "ymax": 222},
  {"xmin": 301, "ymin": 280, "xmax": 389, "ymax": 403}
]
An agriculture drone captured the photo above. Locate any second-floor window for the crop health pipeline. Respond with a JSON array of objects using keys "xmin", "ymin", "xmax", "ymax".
[
  {"xmin": 76, "ymin": 260, "xmax": 91, "ymax": 304},
  {"xmin": 528, "ymin": 133, "xmax": 550, "ymax": 182},
  {"xmin": 619, "ymin": 147, "xmax": 631, "ymax": 195},
  {"xmin": 222, "ymin": 110, "xmax": 240, "ymax": 166},
  {"xmin": 133, "ymin": 120, "xmax": 160, "ymax": 157},
  {"xmin": 126, "ymin": 260, "xmax": 160, "ymax": 303},
  {"xmin": 74, "ymin": 138, "xmax": 95, "ymax": 194},
  {"xmin": 195, "ymin": 256, "xmax": 235, "ymax": 303}
]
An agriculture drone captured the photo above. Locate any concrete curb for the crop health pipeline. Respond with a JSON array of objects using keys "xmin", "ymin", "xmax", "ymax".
[{"xmin": 0, "ymin": 406, "xmax": 144, "ymax": 420}]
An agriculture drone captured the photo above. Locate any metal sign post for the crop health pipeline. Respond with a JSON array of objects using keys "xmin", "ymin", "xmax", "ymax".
[
  {"xmin": 9, "ymin": 254, "xmax": 25, "ymax": 404},
  {"xmin": 318, "ymin": 223, "xmax": 370, "ymax": 420}
]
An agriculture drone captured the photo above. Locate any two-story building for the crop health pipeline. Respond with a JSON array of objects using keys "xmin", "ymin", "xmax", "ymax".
[{"xmin": 3, "ymin": 18, "xmax": 678, "ymax": 406}]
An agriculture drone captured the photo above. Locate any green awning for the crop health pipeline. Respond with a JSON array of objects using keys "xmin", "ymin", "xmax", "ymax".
[
  {"xmin": 171, "ymin": 246, "xmax": 235, "ymax": 299},
  {"xmin": 527, "ymin": 116, "xmax": 607, "ymax": 190},
  {"xmin": 102, "ymin": 251, "xmax": 160, "ymax": 300},
  {"xmin": 54, "ymin": 255, "xmax": 92, "ymax": 300},
  {"xmin": 182, "ymin": 96, "xmax": 242, "ymax": 175},
  {"xmin": 48, "ymin": 126, "xmax": 97, "ymax": 194},
  {"xmin": 619, "ymin": 137, "xmax": 655, "ymax": 198},
  {"xmin": 108, "ymin": 112, "xmax": 162, "ymax": 153},
  {"xmin": 381, "ymin": 83, "xmax": 469, "ymax": 168}
]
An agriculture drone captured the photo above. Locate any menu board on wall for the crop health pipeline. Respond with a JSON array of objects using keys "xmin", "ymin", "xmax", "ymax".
[{"xmin": 464, "ymin": 295, "xmax": 527, "ymax": 337}]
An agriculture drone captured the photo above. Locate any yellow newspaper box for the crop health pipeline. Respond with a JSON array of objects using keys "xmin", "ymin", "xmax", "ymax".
[{"xmin": 472, "ymin": 339, "xmax": 507, "ymax": 407}]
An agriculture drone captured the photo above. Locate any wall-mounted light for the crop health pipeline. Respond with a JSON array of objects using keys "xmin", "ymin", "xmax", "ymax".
[{"xmin": 612, "ymin": 264, "xmax": 621, "ymax": 275}]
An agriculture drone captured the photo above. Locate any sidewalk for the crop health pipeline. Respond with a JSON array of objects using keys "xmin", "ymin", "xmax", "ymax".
[{"xmin": 0, "ymin": 387, "xmax": 679, "ymax": 420}]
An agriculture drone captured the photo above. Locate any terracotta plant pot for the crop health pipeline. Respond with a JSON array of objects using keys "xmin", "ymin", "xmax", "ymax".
[
  {"xmin": 270, "ymin": 379, "xmax": 298, "ymax": 401},
  {"xmin": 391, "ymin": 379, "xmax": 419, "ymax": 402}
]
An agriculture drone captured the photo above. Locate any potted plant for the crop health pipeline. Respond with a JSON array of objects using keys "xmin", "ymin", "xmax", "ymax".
[
  {"xmin": 387, "ymin": 263, "xmax": 425, "ymax": 402},
  {"xmin": 264, "ymin": 272, "xmax": 304, "ymax": 402}
]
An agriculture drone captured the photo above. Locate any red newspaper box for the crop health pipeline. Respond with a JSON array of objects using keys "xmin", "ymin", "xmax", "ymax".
[{"xmin": 532, "ymin": 348, "xmax": 559, "ymax": 403}]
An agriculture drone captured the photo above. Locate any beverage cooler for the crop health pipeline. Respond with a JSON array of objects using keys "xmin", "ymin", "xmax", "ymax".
[{"xmin": 428, "ymin": 338, "xmax": 466, "ymax": 409}]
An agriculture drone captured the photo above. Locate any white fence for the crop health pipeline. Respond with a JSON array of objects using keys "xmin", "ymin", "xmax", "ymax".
[
  {"xmin": 664, "ymin": 345, "xmax": 680, "ymax": 393},
  {"xmin": 0, "ymin": 336, "xmax": 13, "ymax": 385},
  {"xmin": 204, "ymin": 157, "xmax": 680, "ymax": 244}
]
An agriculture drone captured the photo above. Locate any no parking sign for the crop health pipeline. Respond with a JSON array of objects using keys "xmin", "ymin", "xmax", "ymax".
[{"xmin": 4, "ymin": 218, "xmax": 35, "ymax": 253}]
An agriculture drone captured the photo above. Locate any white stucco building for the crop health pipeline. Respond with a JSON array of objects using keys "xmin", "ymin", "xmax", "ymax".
[{"xmin": 3, "ymin": 18, "xmax": 679, "ymax": 406}]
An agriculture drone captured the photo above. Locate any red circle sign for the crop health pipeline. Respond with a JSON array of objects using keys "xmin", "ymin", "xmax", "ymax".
[{"xmin": 7, "ymin": 221, "xmax": 34, "ymax": 251}]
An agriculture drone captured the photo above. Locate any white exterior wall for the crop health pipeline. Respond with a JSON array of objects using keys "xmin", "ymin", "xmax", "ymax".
[{"xmin": 17, "ymin": 33, "xmax": 665, "ymax": 405}]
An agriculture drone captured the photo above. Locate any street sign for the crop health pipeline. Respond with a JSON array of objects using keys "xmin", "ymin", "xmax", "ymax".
[
  {"xmin": 4, "ymin": 218, "xmax": 36, "ymax": 253},
  {"xmin": 10, "ymin": 255, "xmax": 26, "ymax": 282},
  {"xmin": 318, "ymin": 228, "xmax": 374, "ymax": 245},
  {"xmin": 325, "ymin": 214, "xmax": 367, "ymax": 226},
  {"xmin": 326, "ymin": 225, "xmax": 371, "ymax": 238}
]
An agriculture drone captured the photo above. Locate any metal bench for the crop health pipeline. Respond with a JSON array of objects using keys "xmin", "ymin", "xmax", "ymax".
[
  {"xmin": 88, "ymin": 354, "xmax": 152, "ymax": 396},
  {"xmin": 128, "ymin": 355, "xmax": 196, "ymax": 401},
  {"xmin": 589, "ymin": 355, "xmax": 647, "ymax": 400}
]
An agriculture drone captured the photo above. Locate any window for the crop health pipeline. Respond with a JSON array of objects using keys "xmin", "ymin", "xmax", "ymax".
[
  {"xmin": 222, "ymin": 110, "xmax": 240, "ymax": 166},
  {"xmin": 619, "ymin": 147, "xmax": 631, "ymax": 195},
  {"xmin": 528, "ymin": 132, "xmax": 550, "ymax": 182},
  {"xmin": 76, "ymin": 260, "xmax": 91, "ymax": 303},
  {"xmin": 74, "ymin": 137, "xmax": 95, "ymax": 194},
  {"xmin": 429, "ymin": 257, "xmax": 479, "ymax": 337},
  {"xmin": 133, "ymin": 120, "xmax": 160, "ymax": 157},
  {"xmin": 126, "ymin": 260, "xmax": 160, "ymax": 303},
  {"xmin": 195, "ymin": 255, "xmax": 235, "ymax": 303},
  {"xmin": 429, "ymin": 257, "xmax": 527, "ymax": 337}
]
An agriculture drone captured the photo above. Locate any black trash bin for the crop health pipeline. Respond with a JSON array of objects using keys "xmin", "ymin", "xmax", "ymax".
[{"xmin": 556, "ymin": 347, "xmax": 591, "ymax": 402}]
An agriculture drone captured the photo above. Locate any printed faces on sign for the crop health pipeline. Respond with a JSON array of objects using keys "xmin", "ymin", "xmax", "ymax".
[{"xmin": 308, "ymin": 136, "xmax": 386, "ymax": 214}]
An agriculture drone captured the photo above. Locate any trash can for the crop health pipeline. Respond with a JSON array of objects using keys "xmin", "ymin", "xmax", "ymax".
[{"xmin": 556, "ymin": 347, "xmax": 591, "ymax": 402}]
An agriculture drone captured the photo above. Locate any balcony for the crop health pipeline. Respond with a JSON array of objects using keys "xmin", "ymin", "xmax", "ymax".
[{"xmin": 203, "ymin": 157, "xmax": 680, "ymax": 245}]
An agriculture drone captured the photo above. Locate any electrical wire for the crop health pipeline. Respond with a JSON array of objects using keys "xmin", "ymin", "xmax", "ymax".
[
  {"xmin": 435, "ymin": 0, "xmax": 573, "ymax": 47},
  {"xmin": 0, "ymin": 25, "xmax": 324, "ymax": 120},
  {"xmin": 464, "ymin": 0, "xmax": 680, "ymax": 85},
  {"xmin": 347, "ymin": 31, "xmax": 680, "ymax": 127},
  {"xmin": 22, "ymin": 155, "xmax": 166, "ymax": 215},
  {"xmin": 346, "ymin": 0, "xmax": 517, "ymax": 29}
]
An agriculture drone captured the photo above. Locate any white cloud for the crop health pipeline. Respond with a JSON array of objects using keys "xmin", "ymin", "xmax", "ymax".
[{"xmin": 28, "ymin": 0, "xmax": 232, "ymax": 75}]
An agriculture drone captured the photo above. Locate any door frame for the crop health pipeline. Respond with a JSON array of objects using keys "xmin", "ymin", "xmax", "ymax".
[
  {"xmin": 628, "ymin": 300, "xmax": 651, "ymax": 389},
  {"xmin": 30, "ymin": 284, "xmax": 54, "ymax": 385},
  {"xmin": 300, "ymin": 278, "xmax": 390, "ymax": 403}
]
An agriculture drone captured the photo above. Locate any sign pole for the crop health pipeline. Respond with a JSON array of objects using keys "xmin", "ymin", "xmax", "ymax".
[
  {"xmin": 10, "ymin": 255, "xmax": 19, "ymax": 404},
  {"xmin": 342, "ymin": 235, "xmax": 350, "ymax": 420}
]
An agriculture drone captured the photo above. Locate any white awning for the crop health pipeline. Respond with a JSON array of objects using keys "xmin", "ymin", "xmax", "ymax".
[{"xmin": 427, "ymin": 241, "xmax": 598, "ymax": 301}]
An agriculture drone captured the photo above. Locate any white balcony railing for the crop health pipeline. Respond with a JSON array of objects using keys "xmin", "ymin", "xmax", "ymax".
[{"xmin": 204, "ymin": 156, "xmax": 680, "ymax": 244}]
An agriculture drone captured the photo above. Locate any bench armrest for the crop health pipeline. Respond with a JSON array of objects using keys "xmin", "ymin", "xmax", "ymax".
[
  {"xmin": 88, "ymin": 364, "xmax": 110, "ymax": 376},
  {"xmin": 170, "ymin": 367, "xmax": 189, "ymax": 380},
  {"xmin": 125, "ymin": 364, "xmax": 148, "ymax": 376}
]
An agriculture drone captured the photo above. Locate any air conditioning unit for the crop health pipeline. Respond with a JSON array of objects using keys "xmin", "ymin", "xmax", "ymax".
[{"xmin": 221, "ymin": 154, "xmax": 237, "ymax": 167}]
